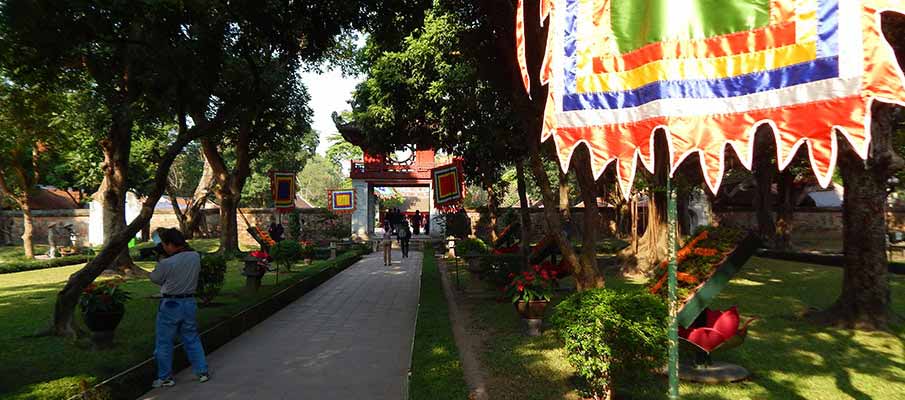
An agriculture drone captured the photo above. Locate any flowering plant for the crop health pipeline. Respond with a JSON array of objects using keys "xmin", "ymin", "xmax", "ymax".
[
  {"xmin": 648, "ymin": 226, "xmax": 745, "ymax": 301},
  {"xmin": 79, "ymin": 279, "xmax": 131, "ymax": 313},
  {"xmin": 504, "ymin": 264, "xmax": 558, "ymax": 303},
  {"xmin": 254, "ymin": 227, "xmax": 276, "ymax": 247},
  {"xmin": 249, "ymin": 250, "xmax": 272, "ymax": 274}
]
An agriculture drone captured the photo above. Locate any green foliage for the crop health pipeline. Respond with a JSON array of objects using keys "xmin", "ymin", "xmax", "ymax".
[
  {"xmin": 197, "ymin": 255, "xmax": 227, "ymax": 305},
  {"xmin": 410, "ymin": 245, "xmax": 469, "ymax": 399},
  {"xmin": 78, "ymin": 279, "xmax": 131, "ymax": 314},
  {"xmin": 455, "ymin": 237, "xmax": 488, "ymax": 256},
  {"xmin": 551, "ymin": 289, "xmax": 668, "ymax": 398},
  {"xmin": 287, "ymin": 211, "xmax": 302, "ymax": 241},
  {"xmin": 325, "ymin": 133, "xmax": 363, "ymax": 168},
  {"xmin": 270, "ymin": 240, "xmax": 303, "ymax": 271},
  {"xmin": 378, "ymin": 190, "xmax": 405, "ymax": 210},
  {"xmin": 297, "ymin": 155, "xmax": 348, "ymax": 208}
]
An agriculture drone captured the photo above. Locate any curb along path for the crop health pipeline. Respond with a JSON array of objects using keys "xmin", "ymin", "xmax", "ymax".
[{"xmin": 141, "ymin": 250, "xmax": 422, "ymax": 400}]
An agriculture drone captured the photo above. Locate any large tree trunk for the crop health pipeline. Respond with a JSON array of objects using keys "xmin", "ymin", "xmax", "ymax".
[
  {"xmin": 625, "ymin": 134, "xmax": 669, "ymax": 274},
  {"xmin": 485, "ymin": 182, "xmax": 500, "ymax": 244},
  {"xmin": 559, "ymin": 170, "xmax": 571, "ymax": 219},
  {"xmin": 819, "ymin": 104, "xmax": 903, "ymax": 330},
  {"xmin": 572, "ymin": 149, "xmax": 605, "ymax": 290},
  {"xmin": 775, "ymin": 170, "xmax": 795, "ymax": 251},
  {"xmin": 183, "ymin": 154, "xmax": 215, "ymax": 238},
  {"xmin": 217, "ymin": 190, "xmax": 241, "ymax": 255},
  {"xmin": 20, "ymin": 201, "xmax": 34, "ymax": 259},
  {"xmin": 98, "ymin": 127, "xmax": 140, "ymax": 275},
  {"xmin": 528, "ymin": 150, "xmax": 586, "ymax": 284},
  {"xmin": 516, "ymin": 160, "xmax": 532, "ymax": 265},
  {"xmin": 202, "ymin": 122, "xmax": 252, "ymax": 255},
  {"xmin": 752, "ymin": 128, "xmax": 777, "ymax": 247}
]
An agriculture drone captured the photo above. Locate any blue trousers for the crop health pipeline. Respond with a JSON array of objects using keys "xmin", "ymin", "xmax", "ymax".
[{"xmin": 155, "ymin": 298, "xmax": 208, "ymax": 379}]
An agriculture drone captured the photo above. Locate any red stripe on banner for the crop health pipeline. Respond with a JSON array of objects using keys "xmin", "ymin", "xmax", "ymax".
[
  {"xmin": 516, "ymin": 0, "xmax": 531, "ymax": 96},
  {"xmin": 593, "ymin": 21, "xmax": 798, "ymax": 74}
]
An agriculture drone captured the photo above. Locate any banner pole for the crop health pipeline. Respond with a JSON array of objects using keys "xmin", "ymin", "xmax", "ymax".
[{"xmin": 667, "ymin": 177, "xmax": 679, "ymax": 399}]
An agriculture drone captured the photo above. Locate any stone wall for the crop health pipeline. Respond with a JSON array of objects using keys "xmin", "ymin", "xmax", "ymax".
[
  {"xmin": 0, "ymin": 208, "xmax": 352, "ymax": 247},
  {"xmin": 0, "ymin": 209, "xmax": 91, "ymax": 246}
]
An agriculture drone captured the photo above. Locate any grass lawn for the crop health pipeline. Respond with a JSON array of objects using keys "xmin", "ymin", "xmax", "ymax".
[
  {"xmin": 0, "ymin": 240, "xmax": 360, "ymax": 400},
  {"xmin": 467, "ymin": 257, "xmax": 905, "ymax": 400},
  {"xmin": 409, "ymin": 247, "xmax": 469, "ymax": 400}
]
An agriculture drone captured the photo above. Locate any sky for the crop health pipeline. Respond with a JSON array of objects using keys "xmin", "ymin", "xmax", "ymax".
[{"xmin": 300, "ymin": 68, "xmax": 363, "ymax": 155}]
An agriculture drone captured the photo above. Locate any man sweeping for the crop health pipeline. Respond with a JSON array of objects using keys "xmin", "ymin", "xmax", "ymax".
[{"xmin": 149, "ymin": 228, "xmax": 210, "ymax": 387}]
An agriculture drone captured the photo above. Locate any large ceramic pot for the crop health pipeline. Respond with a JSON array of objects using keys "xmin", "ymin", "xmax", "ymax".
[
  {"xmin": 83, "ymin": 309, "xmax": 125, "ymax": 332},
  {"xmin": 464, "ymin": 254, "xmax": 486, "ymax": 274},
  {"xmin": 83, "ymin": 308, "xmax": 125, "ymax": 349},
  {"xmin": 514, "ymin": 300, "xmax": 549, "ymax": 320}
]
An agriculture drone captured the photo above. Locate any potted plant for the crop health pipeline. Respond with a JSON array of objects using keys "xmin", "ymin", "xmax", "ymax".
[
  {"xmin": 299, "ymin": 240, "xmax": 315, "ymax": 264},
  {"xmin": 505, "ymin": 264, "xmax": 558, "ymax": 336},
  {"xmin": 79, "ymin": 278, "xmax": 131, "ymax": 348}
]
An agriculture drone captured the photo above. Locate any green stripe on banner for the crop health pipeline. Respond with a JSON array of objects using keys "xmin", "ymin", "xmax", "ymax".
[{"xmin": 610, "ymin": 0, "xmax": 772, "ymax": 53}]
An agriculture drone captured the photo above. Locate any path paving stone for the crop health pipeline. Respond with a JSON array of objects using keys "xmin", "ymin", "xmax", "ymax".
[{"xmin": 141, "ymin": 250, "xmax": 422, "ymax": 400}]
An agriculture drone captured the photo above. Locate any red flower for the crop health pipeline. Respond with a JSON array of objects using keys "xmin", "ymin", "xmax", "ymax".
[
  {"xmin": 517, "ymin": 284, "xmax": 525, "ymax": 292},
  {"xmin": 508, "ymin": 273, "xmax": 515, "ymax": 279},
  {"xmin": 533, "ymin": 265, "xmax": 541, "ymax": 272}
]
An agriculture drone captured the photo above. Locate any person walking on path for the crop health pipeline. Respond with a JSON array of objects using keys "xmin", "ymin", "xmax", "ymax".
[
  {"xmin": 411, "ymin": 210, "xmax": 422, "ymax": 235},
  {"xmin": 399, "ymin": 221, "xmax": 412, "ymax": 258},
  {"xmin": 149, "ymin": 228, "xmax": 210, "ymax": 388},
  {"xmin": 383, "ymin": 228, "xmax": 394, "ymax": 266}
]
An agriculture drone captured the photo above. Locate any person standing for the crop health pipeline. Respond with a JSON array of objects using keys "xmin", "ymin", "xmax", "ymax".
[
  {"xmin": 411, "ymin": 210, "xmax": 422, "ymax": 235},
  {"xmin": 399, "ymin": 221, "xmax": 412, "ymax": 258},
  {"xmin": 382, "ymin": 228, "xmax": 394, "ymax": 266},
  {"xmin": 149, "ymin": 228, "xmax": 209, "ymax": 388}
]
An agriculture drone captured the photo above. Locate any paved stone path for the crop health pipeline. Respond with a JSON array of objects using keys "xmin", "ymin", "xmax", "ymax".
[{"xmin": 141, "ymin": 250, "xmax": 422, "ymax": 400}]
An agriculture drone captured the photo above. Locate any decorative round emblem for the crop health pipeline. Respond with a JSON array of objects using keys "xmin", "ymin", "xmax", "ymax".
[{"xmin": 388, "ymin": 145, "xmax": 415, "ymax": 165}]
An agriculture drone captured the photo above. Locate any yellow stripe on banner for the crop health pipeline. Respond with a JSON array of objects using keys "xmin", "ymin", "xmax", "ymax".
[{"xmin": 576, "ymin": 41, "xmax": 817, "ymax": 94}]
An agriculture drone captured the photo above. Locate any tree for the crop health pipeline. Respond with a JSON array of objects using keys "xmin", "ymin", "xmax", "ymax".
[
  {"xmin": 201, "ymin": 66, "xmax": 314, "ymax": 255},
  {"xmin": 297, "ymin": 155, "xmax": 348, "ymax": 208},
  {"xmin": 325, "ymin": 132, "xmax": 364, "ymax": 169},
  {"xmin": 0, "ymin": 77, "xmax": 74, "ymax": 258}
]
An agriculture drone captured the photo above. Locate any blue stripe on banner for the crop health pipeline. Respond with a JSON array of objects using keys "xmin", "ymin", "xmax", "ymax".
[
  {"xmin": 816, "ymin": 0, "xmax": 839, "ymax": 58},
  {"xmin": 561, "ymin": 57, "xmax": 840, "ymax": 111},
  {"xmin": 563, "ymin": 0, "xmax": 579, "ymax": 93}
]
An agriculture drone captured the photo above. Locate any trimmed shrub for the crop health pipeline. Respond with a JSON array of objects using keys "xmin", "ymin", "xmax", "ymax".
[
  {"xmin": 0, "ymin": 254, "xmax": 93, "ymax": 274},
  {"xmin": 455, "ymin": 237, "xmax": 488, "ymax": 256},
  {"xmin": 270, "ymin": 240, "xmax": 303, "ymax": 271},
  {"xmin": 197, "ymin": 255, "xmax": 227, "ymax": 305},
  {"xmin": 551, "ymin": 288, "xmax": 668, "ymax": 398}
]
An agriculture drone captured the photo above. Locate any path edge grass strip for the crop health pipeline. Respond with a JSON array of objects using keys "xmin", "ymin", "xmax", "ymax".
[
  {"xmin": 408, "ymin": 245, "xmax": 469, "ymax": 400},
  {"xmin": 67, "ymin": 250, "xmax": 365, "ymax": 400}
]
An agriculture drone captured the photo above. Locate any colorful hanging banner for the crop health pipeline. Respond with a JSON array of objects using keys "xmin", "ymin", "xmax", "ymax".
[
  {"xmin": 328, "ymin": 189, "xmax": 356, "ymax": 214},
  {"xmin": 270, "ymin": 171, "xmax": 296, "ymax": 212},
  {"xmin": 517, "ymin": 0, "xmax": 905, "ymax": 197},
  {"xmin": 432, "ymin": 161, "xmax": 465, "ymax": 211}
]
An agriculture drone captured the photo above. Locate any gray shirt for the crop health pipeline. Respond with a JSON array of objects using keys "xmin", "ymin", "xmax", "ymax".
[{"xmin": 149, "ymin": 251, "xmax": 201, "ymax": 296}]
